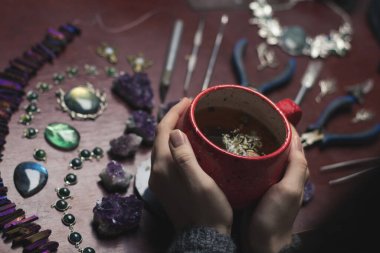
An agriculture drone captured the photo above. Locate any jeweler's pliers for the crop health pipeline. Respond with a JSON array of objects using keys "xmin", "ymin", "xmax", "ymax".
[
  {"xmin": 232, "ymin": 38, "xmax": 296, "ymax": 95},
  {"xmin": 301, "ymin": 79, "xmax": 380, "ymax": 148}
]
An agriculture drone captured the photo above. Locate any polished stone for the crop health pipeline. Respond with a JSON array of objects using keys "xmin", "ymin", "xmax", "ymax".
[
  {"xmin": 13, "ymin": 161, "xmax": 48, "ymax": 198},
  {"xmin": 64, "ymin": 86, "xmax": 101, "ymax": 115},
  {"xmin": 44, "ymin": 122, "xmax": 80, "ymax": 150},
  {"xmin": 280, "ymin": 26, "xmax": 307, "ymax": 56}
]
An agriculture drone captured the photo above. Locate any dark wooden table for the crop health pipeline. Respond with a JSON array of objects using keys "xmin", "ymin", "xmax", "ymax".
[{"xmin": 1, "ymin": 0, "xmax": 379, "ymax": 252}]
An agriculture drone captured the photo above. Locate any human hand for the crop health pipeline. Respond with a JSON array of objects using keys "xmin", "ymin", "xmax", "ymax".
[
  {"xmin": 149, "ymin": 98, "xmax": 233, "ymax": 235},
  {"xmin": 246, "ymin": 127, "xmax": 309, "ymax": 253}
]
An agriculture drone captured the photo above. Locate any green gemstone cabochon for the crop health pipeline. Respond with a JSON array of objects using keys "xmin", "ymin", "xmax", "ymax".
[
  {"xmin": 44, "ymin": 123, "xmax": 80, "ymax": 150},
  {"xmin": 64, "ymin": 86, "xmax": 101, "ymax": 115}
]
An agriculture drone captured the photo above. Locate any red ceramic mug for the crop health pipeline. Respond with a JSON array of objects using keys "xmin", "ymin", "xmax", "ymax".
[{"xmin": 176, "ymin": 84, "xmax": 302, "ymax": 209}]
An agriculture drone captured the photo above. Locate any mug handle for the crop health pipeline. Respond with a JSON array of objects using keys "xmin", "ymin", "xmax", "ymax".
[{"xmin": 276, "ymin": 98, "xmax": 302, "ymax": 126}]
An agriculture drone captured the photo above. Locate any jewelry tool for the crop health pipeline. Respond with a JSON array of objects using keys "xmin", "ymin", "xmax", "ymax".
[
  {"xmin": 294, "ymin": 60, "xmax": 322, "ymax": 105},
  {"xmin": 183, "ymin": 18, "xmax": 205, "ymax": 97},
  {"xmin": 201, "ymin": 14, "xmax": 228, "ymax": 91},
  {"xmin": 301, "ymin": 79, "xmax": 380, "ymax": 148},
  {"xmin": 159, "ymin": 19, "xmax": 184, "ymax": 103},
  {"xmin": 232, "ymin": 38, "xmax": 296, "ymax": 95},
  {"xmin": 320, "ymin": 156, "xmax": 380, "ymax": 185}
]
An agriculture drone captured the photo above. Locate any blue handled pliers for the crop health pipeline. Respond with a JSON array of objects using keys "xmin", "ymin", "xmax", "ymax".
[
  {"xmin": 232, "ymin": 38, "xmax": 296, "ymax": 95},
  {"xmin": 301, "ymin": 79, "xmax": 380, "ymax": 148}
]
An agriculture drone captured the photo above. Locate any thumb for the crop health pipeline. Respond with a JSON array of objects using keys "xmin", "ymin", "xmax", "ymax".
[{"xmin": 169, "ymin": 129, "xmax": 209, "ymax": 185}]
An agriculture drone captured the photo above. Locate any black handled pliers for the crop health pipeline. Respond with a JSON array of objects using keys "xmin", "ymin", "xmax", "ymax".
[
  {"xmin": 301, "ymin": 79, "xmax": 380, "ymax": 148},
  {"xmin": 232, "ymin": 38, "xmax": 296, "ymax": 95}
]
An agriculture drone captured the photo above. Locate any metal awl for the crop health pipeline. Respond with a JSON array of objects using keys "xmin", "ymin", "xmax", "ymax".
[
  {"xmin": 159, "ymin": 19, "xmax": 184, "ymax": 103},
  {"xmin": 201, "ymin": 14, "xmax": 228, "ymax": 91},
  {"xmin": 294, "ymin": 60, "xmax": 323, "ymax": 105},
  {"xmin": 184, "ymin": 18, "xmax": 205, "ymax": 97}
]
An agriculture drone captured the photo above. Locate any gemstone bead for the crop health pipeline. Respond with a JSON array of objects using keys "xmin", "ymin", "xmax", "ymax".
[
  {"xmin": 25, "ymin": 103, "xmax": 40, "ymax": 114},
  {"xmin": 53, "ymin": 199, "xmax": 69, "ymax": 211},
  {"xmin": 53, "ymin": 73, "xmax": 65, "ymax": 84},
  {"xmin": 57, "ymin": 187, "xmax": 71, "ymax": 198},
  {"xmin": 62, "ymin": 213, "xmax": 76, "ymax": 226},
  {"xmin": 14, "ymin": 161, "xmax": 48, "ymax": 198},
  {"xmin": 70, "ymin": 158, "xmax": 82, "ymax": 170},
  {"xmin": 19, "ymin": 114, "xmax": 33, "ymax": 125},
  {"xmin": 92, "ymin": 147, "xmax": 103, "ymax": 159},
  {"xmin": 79, "ymin": 149, "xmax": 91, "ymax": 160},
  {"xmin": 44, "ymin": 123, "xmax": 80, "ymax": 150},
  {"xmin": 26, "ymin": 90, "xmax": 39, "ymax": 101},
  {"xmin": 105, "ymin": 66, "xmax": 117, "ymax": 77},
  {"xmin": 36, "ymin": 82, "xmax": 51, "ymax": 92},
  {"xmin": 66, "ymin": 66, "xmax": 79, "ymax": 78},
  {"xmin": 83, "ymin": 247, "xmax": 96, "ymax": 253},
  {"xmin": 64, "ymin": 173, "xmax": 77, "ymax": 185},
  {"xmin": 33, "ymin": 149, "xmax": 47, "ymax": 161},
  {"xmin": 24, "ymin": 127, "xmax": 38, "ymax": 139},
  {"xmin": 68, "ymin": 231, "xmax": 82, "ymax": 245}
]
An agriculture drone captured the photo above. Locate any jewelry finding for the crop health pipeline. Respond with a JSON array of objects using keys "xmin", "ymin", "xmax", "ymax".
[
  {"xmin": 126, "ymin": 54, "xmax": 153, "ymax": 73},
  {"xmin": 315, "ymin": 78, "xmax": 337, "ymax": 103},
  {"xmin": 56, "ymin": 83, "xmax": 107, "ymax": 120},
  {"xmin": 97, "ymin": 43, "xmax": 117, "ymax": 64},
  {"xmin": 257, "ymin": 42, "xmax": 278, "ymax": 70},
  {"xmin": 352, "ymin": 109, "xmax": 374, "ymax": 123},
  {"xmin": 23, "ymin": 127, "xmax": 39, "ymax": 139}
]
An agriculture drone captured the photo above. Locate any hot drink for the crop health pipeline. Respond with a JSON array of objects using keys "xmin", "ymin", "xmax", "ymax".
[{"xmin": 195, "ymin": 106, "xmax": 281, "ymax": 156}]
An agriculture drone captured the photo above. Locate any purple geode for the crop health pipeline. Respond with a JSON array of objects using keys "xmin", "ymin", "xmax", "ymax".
[
  {"xmin": 302, "ymin": 180, "xmax": 315, "ymax": 205},
  {"xmin": 125, "ymin": 110, "xmax": 156, "ymax": 146},
  {"xmin": 93, "ymin": 194, "xmax": 143, "ymax": 236},
  {"xmin": 112, "ymin": 72, "xmax": 153, "ymax": 111},
  {"xmin": 109, "ymin": 133, "xmax": 142, "ymax": 159},
  {"xmin": 99, "ymin": 161, "xmax": 133, "ymax": 192}
]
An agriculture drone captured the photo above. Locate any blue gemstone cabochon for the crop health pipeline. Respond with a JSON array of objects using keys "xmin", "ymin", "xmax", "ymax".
[{"xmin": 14, "ymin": 161, "xmax": 48, "ymax": 198}]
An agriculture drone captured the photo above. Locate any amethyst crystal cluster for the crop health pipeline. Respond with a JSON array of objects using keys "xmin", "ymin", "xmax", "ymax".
[
  {"xmin": 109, "ymin": 72, "xmax": 157, "ymax": 159},
  {"xmin": 109, "ymin": 133, "xmax": 142, "ymax": 159},
  {"xmin": 99, "ymin": 161, "xmax": 133, "ymax": 193},
  {"xmin": 126, "ymin": 110, "xmax": 156, "ymax": 146},
  {"xmin": 93, "ymin": 194, "xmax": 143, "ymax": 237},
  {"xmin": 112, "ymin": 72, "xmax": 153, "ymax": 111}
]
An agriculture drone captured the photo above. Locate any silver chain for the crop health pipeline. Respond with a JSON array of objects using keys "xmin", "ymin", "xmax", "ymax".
[{"xmin": 249, "ymin": 0, "xmax": 353, "ymax": 58}]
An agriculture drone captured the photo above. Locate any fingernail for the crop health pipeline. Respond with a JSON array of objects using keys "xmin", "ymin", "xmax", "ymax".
[{"xmin": 170, "ymin": 129, "xmax": 185, "ymax": 147}]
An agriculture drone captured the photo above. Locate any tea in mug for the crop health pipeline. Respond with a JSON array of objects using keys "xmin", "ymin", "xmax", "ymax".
[{"xmin": 195, "ymin": 106, "xmax": 281, "ymax": 156}]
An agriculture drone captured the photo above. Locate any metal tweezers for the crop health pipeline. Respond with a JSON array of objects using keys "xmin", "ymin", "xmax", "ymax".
[{"xmin": 320, "ymin": 156, "xmax": 380, "ymax": 185}]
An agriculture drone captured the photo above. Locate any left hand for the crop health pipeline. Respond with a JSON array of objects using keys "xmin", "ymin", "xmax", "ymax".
[{"xmin": 149, "ymin": 98, "xmax": 233, "ymax": 235}]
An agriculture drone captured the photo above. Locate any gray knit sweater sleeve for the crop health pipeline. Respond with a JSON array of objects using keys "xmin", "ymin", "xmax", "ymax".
[{"xmin": 168, "ymin": 226, "xmax": 236, "ymax": 253}]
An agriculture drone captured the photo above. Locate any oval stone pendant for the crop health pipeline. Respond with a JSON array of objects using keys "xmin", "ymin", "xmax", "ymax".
[
  {"xmin": 279, "ymin": 26, "xmax": 307, "ymax": 56},
  {"xmin": 56, "ymin": 83, "xmax": 107, "ymax": 120},
  {"xmin": 44, "ymin": 123, "xmax": 80, "ymax": 150}
]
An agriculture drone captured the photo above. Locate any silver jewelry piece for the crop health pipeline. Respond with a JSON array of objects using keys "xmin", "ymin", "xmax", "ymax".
[
  {"xmin": 249, "ymin": 0, "xmax": 353, "ymax": 58},
  {"xmin": 351, "ymin": 109, "xmax": 374, "ymax": 123},
  {"xmin": 257, "ymin": 42, "xmax": 279, "ymax": 70},
  {"xmin": 315, "ymin": 78, "xmax": 336, "ymax": 103}
]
